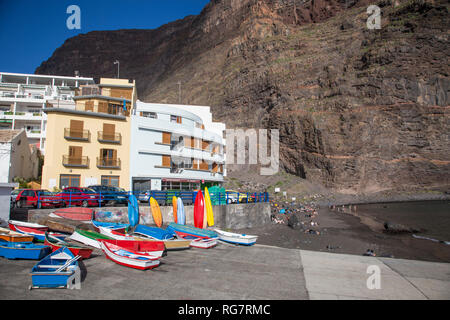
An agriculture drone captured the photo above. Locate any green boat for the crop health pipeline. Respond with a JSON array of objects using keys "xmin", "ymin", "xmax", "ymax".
[{"xmin": 69, "ymin": 229, "xmax": 113, "ymax": 249}]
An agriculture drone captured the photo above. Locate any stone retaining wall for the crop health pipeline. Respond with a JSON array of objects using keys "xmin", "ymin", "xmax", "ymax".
[{"xmin": 28, "ymin": 202, "xmax": 271, "ymax": 229}]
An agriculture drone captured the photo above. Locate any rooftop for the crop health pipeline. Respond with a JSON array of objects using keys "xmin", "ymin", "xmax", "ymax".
[{"xmin": 0, "ymin": 129, "xmax": 22, "ymax": 142}]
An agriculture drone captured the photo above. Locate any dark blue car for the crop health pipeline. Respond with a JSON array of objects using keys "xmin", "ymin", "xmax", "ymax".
[{"xmin": 87, "ymin": 185, "xmax": 128, "ymax": 206}]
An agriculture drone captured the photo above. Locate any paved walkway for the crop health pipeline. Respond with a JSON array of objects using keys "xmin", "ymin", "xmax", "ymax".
[{"xmin": 0, "ymin": 243, "xmax": 448, "ymax": 300}]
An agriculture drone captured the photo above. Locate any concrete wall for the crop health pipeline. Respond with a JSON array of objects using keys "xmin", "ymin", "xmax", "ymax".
[{"xmin": 28, "ymin": 202, "xmax": 271, "ymax": 230}]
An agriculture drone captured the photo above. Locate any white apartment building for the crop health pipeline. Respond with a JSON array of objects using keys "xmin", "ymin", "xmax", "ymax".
[
  {"xmin": 130, "ymin": 101, "xmax": 226, "ymax": 192},
  {"xmin": 0, "ymin": 72, "xmax": 94, "ymax": 154}
]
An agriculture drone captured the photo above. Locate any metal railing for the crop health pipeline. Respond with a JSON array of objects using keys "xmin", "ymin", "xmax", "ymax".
[
  {"xmin": 98, "ymin": 131, "xmax": 122, "ymax": 144},
  {"xmin": 35, "ymin": 190, "xmax": 269, "ymax": 208},
  {"xmin": 64, "ymin": 128, "xmax": 90, "ymax": 141},
  {"xmin": 62, "ymin": 155, "xmax": 89, "ymax": 167},
  {"xmin": 96, "ymin": 157, "xmax": 121, "ymax": 169}
]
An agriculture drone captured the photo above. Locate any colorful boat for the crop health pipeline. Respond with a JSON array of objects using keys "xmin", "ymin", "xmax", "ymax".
[
  {"xmin": 9, "ymin": 220, "xmax": 67, "ymax": 242},
  {"xmin": 50, "ymin": 207, "xmax": 94, "ymax": 221},
  {"xmin": 69, "ymin": 229, "xmax": 113, "ymax": 249},
  {"xmin": 0, "ymin": 227, "xmax": 34, "ymax": 243},
  {"xmin": 172, "ymin": 196, "xmax": 178, "ymax": 223},
  {"xmin": 100, "ymin": 240, "xmax": 161, "ymax": 270},
  {"xmin": 30, "ymin": 247, "xmax": 81, "ymax": 289},
  {"xmin": 44, "ymin": 232, "xmax": 93, "ymax": 259},
  {"xmin": 150, "ymin": 197, "xmax": 163, "ymax": 227},
  {"xmin": 190, "ymin": 238, "xmax": 218, "ymax": 249},
  {"xmin": 96, "ymin": 227, "xmax": 166, "ymax": 257},
  {"xmin": 204, "ymin": 187, "xmax": 214, "ymax": 227},
  {"xmin": 0, "ymin": 240, "xmax": 51, "ymax": 260},
  {"xmin": 177, "ymin": 197, "xmax": 186, "ymax": 225},
  {"xmin": 91, "ymin": 220, "xmax": 128, "ymax": 233},
  {"xmin": 134, "ymin": 224, "xmax": 176, "ymax": 240},
  {"xmin": 8, "ymin": 220, "xmax": 48, "ymax": 232},
  {"xmin": 193, "ymin": 191, "xmax": 205, "ymax": 229},
  {"xmin": 214, "ymin": 229, "xmax": 258, "ymax": 246},
  {"xmin": 167, "ymin": 222, "xmax": 218, "ymax": 239}
]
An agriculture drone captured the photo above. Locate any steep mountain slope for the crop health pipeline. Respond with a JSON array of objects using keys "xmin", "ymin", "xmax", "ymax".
[{"xmin": 36, "ymin": 0, "xmax": 449, "ymax": 194}]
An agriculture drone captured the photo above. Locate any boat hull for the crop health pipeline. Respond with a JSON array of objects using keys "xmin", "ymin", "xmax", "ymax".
[
  {"xmin": 193, "ymin": 191, "xmax": 205, "ymax": 229},
  {"xmin": 214, "ymin": 229, "xmax": 258, "ymax": 246},
  {"xmin": 30, "ymin": 247, "xmax": 79, "ymax": 288},
  {"xmin": 167, "ymin": 222, "xmax": 218, "ymax": 239},
  {"xmin": 0, "ymin": 227, "xmax": 34, "ymax": 243},
  {"xmin": 100, "ymin": 241, "xmax": 160, "ymax": 270},
  {"xmin": 44, "ymin": 234, "xmax": 93, "ymax": 259},
  {"xmin": 69, "ymin": 229, "xmax": 112, "ymax": 249},
  {"xmin": 0, "ymin": 241, "xmax": 51, "ymax": 260},
  {"xmin": 52, "ymin": 207, "xmax": 93, "ymax": 221}
]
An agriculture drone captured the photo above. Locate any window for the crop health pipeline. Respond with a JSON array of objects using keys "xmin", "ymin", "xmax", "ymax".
[
  {"xmin": 170, "ymin": 115, "xmax": 177, "ymax": 123},
  {"xmin": 60, "ymin": 174, "xmax": 80, "ymax": 189},
  {"xmin": 101, "ymin": 176, "xmax": 120, "ymax": 187},
  {"xmin": 141, "ymin": 111, "xmax": 157, "ymax": 119}
]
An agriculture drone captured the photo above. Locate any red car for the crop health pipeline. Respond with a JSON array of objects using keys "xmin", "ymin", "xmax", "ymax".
[
  {"xmin": 58, "ymin": 187, "xmax": 105, "ymax": 207},
  {"xmin": 15, "ymin": 189, "xmax": 64, "ymax": 209}
]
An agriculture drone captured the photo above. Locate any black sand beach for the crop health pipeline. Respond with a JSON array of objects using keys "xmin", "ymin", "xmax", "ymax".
[{"xmin": 238, "ymin": 200, "xmax": 450, "ymax": 263}]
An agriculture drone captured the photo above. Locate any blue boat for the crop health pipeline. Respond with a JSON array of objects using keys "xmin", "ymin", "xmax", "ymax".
[
  {"xmin": 30, "ymin": 247, "xmax": 81, "ymax": 289},
  {"xmin": 0, "ymin": 240, "xmax": 51, "ymax": 260},
  {"xmin": 92, "ymin": 220, "xmax": 129, "ymax": 231},
  {"xmin": 167, "ymin": 222, "xmax": 218, "ymax": 239},
  {"xmin": 134, "ymin": 224, "xmax": 177, "ymax": 240}
]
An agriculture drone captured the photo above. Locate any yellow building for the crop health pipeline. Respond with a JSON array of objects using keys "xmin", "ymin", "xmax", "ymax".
[{"xmin": 41, "ymin": 78, "xmax": 137, "ymax": 191}]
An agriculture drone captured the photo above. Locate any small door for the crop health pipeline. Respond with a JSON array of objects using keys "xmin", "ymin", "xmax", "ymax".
[
  {"xmin": 162, "ymin": 155, "xmax": 171, "ymax": 168},
  {"xmin": 103, "ymin": 123, "xmax": 115, "ymax": 141},
  {"xmin": 69, "ymin": 146, "xmax": 82, "ymax": 165},
  {"xmin": 162, "ymin": 132, "xmax": 171, "ymax": 144},
  {"xmin": 70, "ymin": 120, "xmax": 84, "ymax": 138}
]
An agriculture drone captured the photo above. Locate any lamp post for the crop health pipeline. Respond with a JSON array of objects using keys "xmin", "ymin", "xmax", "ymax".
[{"xmin": 114, "ymin": 60, "xmax": 120, "ymax": 78}]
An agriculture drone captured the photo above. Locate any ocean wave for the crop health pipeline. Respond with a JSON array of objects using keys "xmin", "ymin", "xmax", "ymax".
[{"xmin": 412, "ymin": 234, "xmax": 450, "ymax": 245}]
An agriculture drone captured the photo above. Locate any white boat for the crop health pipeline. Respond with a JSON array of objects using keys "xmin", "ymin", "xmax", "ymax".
[
  {"xmin": 68, "ymin": 229, "xmax": 112, "ymax": 249},
  {"xmin": 214, "ymin": 229, "xmax": 258, "ymax": 246},
  {"xmin": 100, "ymin": 241, "xmax": 161, "ymax": 270},
  {"xmin": 190, "ymin": 237, "xmax": 217, "ymax": 249}
]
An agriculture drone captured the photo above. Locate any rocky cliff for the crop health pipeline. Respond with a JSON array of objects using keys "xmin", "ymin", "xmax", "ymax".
[{"xmin": 36, "ymin": 0, "xmax": 450, "ymax": 194}]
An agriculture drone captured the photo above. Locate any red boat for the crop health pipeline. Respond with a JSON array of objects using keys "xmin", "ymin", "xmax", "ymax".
[
  {"xmin": 8, "ymin": 220, "xmax": 48, "ymax": 232},
  {"xmin": 99, "ymin": 239, "xmax": 167, "ymax": 258},
  {"xmin": 193, "ymin": 191, "xmax": 205, "ymax": 229},
  {"xmin": 44, "ymin": 232, "xmax": 93, "ymax": 259},
  {"xmin": 51, "ymin": 207, "xmax": 94, "ymax": 221}
]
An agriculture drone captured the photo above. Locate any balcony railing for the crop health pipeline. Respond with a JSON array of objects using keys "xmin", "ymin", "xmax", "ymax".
[
  {"xmin": 97, "ymin": 157, "xmax": 121, "ymax": 169},
  {"xmin": 98, "ymin": 131, "xmax": 122, "ymax": 144},
  {"xmin": 64, "ymin": 128, "xmax": 90, "ymax": 141},
  {"xmin": 62, "ymin": 155, "xmax": 89, "ymax": 168}
]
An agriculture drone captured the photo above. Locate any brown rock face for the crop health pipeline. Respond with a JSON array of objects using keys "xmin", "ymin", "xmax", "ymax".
[{"xmin": 36, "ymin": 0, "xmax": 450, "ymax": 194}]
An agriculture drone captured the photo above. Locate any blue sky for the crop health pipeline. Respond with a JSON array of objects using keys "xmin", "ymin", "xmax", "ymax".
[{"xmin": 0, "ymin": 0, "xmax": 210, "ymax": 74}]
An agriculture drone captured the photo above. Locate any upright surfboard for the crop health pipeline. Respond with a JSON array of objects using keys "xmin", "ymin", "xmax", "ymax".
[
  {"xmin": 128, "ymin": 194, "xmax": 139, "ymax": 227},
  {"xmin": 193, "ymin": 191, "xmax": 205, "ymax": 229},
  {"xmin": 204, "ymin": 187, "xmax": 214, "ymax": 227},
  {"xmin": 172, "ymin": 196, "xmax": 178, "ymax": 223},
  {"xmin": 150, "ymin": 197, "xmax": 163, "ymax": 228},
  {"xmin": 177, "ymin": 197, "xmax": 185, "ymax": 225}
]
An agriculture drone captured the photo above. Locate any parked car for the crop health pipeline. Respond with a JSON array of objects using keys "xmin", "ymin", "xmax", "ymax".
[
  {"xmin": 58, "ymin": 187, "xmax": 105, "ymax": 207},
  {"xmin": 15, "ymin": 189, "xmax": 64, "ymax": 209},
  {"xmin": 88, "ymin": 185, "xmax": 128, "ymax": 206},
  {"xmin": 225, "ymin": 190, "xmax": 249, "ymax": 204},
  {"xmin": 138, "ymin": 190, "xmax": 152, "ymax": 203},
  {"xmin": 10, "ymin": 189, "xmax": 23, "ymax": 208}
]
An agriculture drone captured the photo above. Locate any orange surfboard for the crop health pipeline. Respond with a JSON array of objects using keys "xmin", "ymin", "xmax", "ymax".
[
  {"xmin": 150, "ymin": 197, "xmax": 163, "ymax": 228},
  {"xmin": 172, "ymin": 196, "xmax": 178, "ymax": 223}
]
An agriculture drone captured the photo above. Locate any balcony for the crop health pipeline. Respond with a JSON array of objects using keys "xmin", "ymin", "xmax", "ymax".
[
  {"xmin": 98, "ymin": 131, "xmax": 121, "ymax": 144},
  {"xmin": 62, "ymin": 155, "xmax": 89, "ymax": 168},
  {"xmin": 64, "ymin": 128, "xmax": 90, "ymax": 141},
  {"xmin": 97, "ymin": 157, "xmax": 121, "ymax": 169}
]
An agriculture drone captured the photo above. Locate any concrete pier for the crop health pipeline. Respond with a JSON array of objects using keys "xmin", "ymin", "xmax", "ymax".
[{"xmin": 1, "ymin": 244, "xmax": 448, "ymax": 300}]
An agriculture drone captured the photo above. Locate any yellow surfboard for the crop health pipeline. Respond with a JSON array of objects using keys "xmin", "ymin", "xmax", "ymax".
[
  {"xmin": 172, "ymin": 196, "xmax": 178, "ymax": 223},
  {"xmin": 204, "ymin": 187, "xmax": 214, "ymax": 227},
  {"xmin": 150, "ymin": 197, "xmax": 163, "ymax": 228}
]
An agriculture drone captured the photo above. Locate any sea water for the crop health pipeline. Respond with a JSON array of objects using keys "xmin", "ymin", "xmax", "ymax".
[{"xmin": 355, "ymin": 200, "xmax": 450, "ymax": 244}]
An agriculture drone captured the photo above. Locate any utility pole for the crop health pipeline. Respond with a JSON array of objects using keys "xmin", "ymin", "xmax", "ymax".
[{"xmin": 114, "ymin": 60, "xmax": 120, "ymax": 78}]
